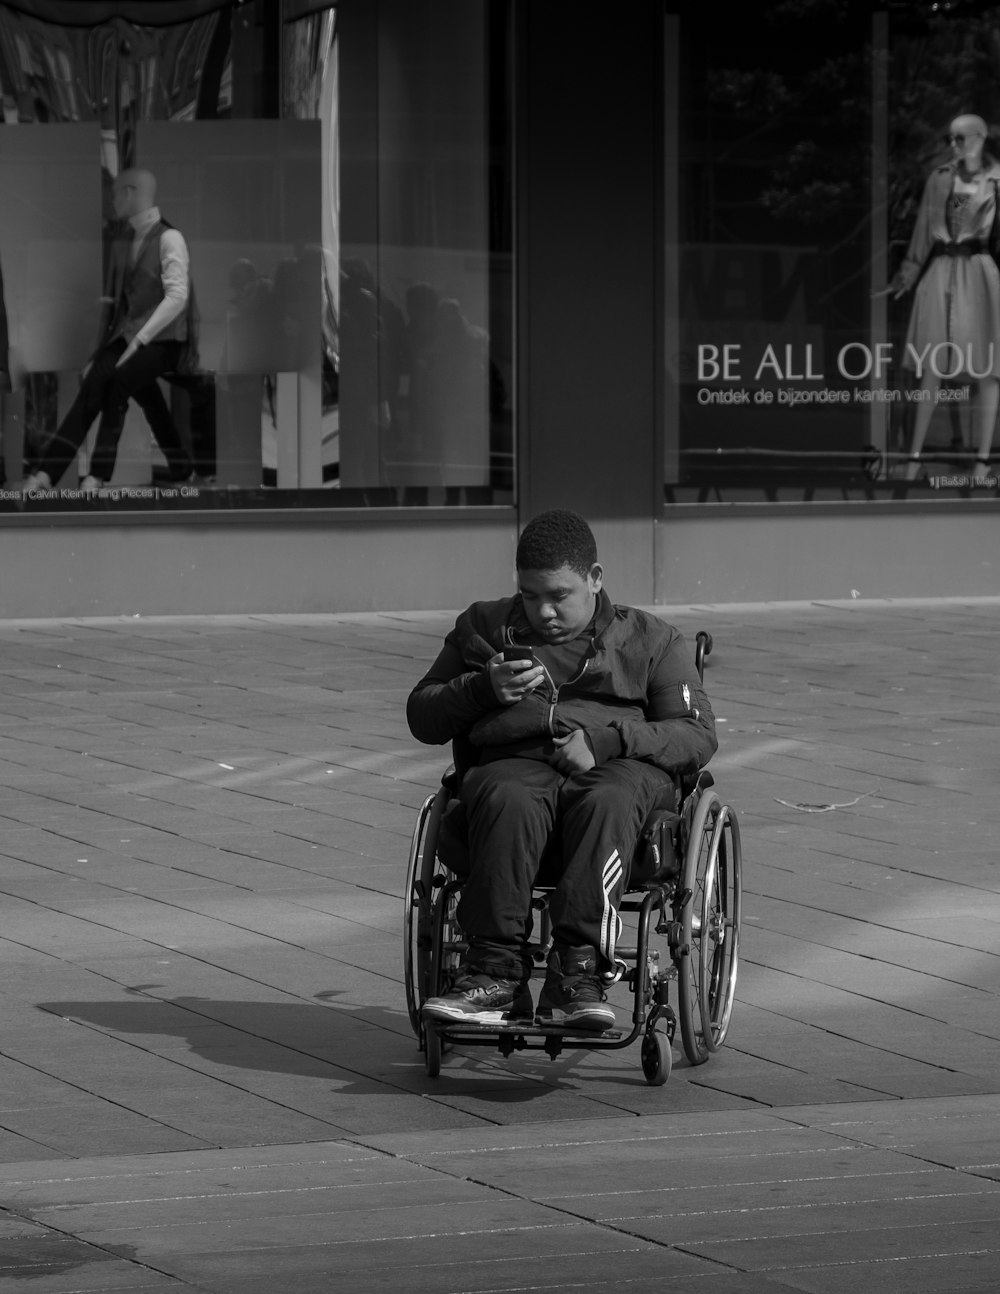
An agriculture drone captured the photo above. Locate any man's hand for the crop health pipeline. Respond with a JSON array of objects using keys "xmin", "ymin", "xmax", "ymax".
[
  {"xmin": 115, "ymin": 339, "xmax": 142, "ymax": 368},
  {"xmin": 488, "ymin": 653, "xmax": 543, "ymax": 705},
  {"xmin": 549, "ymin": 729, "xmax": 595, "ymax": 776}
]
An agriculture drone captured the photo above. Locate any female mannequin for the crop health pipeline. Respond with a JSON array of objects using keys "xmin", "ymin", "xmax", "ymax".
[{"xmin": 892, "ymin": 114, "xmax": 1000, "ymax": 481}]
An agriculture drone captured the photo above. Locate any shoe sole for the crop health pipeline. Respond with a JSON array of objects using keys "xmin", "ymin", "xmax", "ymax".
[
  {"xmin": 535, "ymin": 1008, "xmax": 616, "ymax": 1031},
  {"xmin": 423, "ymin": 1008, "xmax": 531, "ymax": 1025},
  {"xmin": 422, "ymin": 1001, "xmax": 533, "ymax": 1025}
]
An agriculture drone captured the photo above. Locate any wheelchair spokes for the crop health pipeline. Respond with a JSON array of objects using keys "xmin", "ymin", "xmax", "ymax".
[{"xmin": 676, "ymin": 791, "xmax": 742, "ymax": 1065}]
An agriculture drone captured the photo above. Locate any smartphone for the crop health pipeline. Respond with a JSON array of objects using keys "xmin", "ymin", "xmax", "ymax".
[{"xmin": 502, "ymin": 646, "xmax": 535, "ymax": 663}]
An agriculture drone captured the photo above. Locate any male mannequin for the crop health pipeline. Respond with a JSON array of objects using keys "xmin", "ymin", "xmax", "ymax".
[{"xmin": 24, "ymin": 168, "xmax": 192, "ymax": 492}]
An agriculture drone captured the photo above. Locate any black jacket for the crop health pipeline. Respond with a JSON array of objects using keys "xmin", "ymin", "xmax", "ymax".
[{"xmin": 406, "ymin": 589, "xmax": 717, "ymax": 775}]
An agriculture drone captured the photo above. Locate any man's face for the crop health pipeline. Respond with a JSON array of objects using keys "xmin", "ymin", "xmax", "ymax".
[{"xmin": 517, "ymin": 563, "xmax": 602, "ymax": 643}]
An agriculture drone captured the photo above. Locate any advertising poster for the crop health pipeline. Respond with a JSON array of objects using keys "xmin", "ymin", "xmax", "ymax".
[
  {"xmin": 0, "ymin": 119, "xmax": 324, "ymax": 505},
  {"xmin": 137, "ymin": 119, "xmax": 324, "ymax": 492},
  {"xmin": 138, "ymin": 120, "xmax": 322, "ymax": 379},
  {"xmin": 0, "ymin": 124, "xmax": 101, "ymax": 382},
  {"xmin": 668, "ymin": 1, "xmax": 1000, "ymax": 501}
]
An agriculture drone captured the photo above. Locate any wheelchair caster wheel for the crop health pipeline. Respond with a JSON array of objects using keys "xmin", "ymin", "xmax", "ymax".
[
  {"xmin": 424, "ymin": 1025, "xmax": 442, "ymax": 1077},
  {"xmin": 641, "ymin": 1029, "xmax": 672, "ymax": 1086}
]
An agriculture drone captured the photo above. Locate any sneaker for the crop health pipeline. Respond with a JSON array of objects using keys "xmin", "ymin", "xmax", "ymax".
[
  {"xmin": 536, "ymin": 945, "xmax": 615, "ymax": 1031},
  {"xmin": 80, "ymin": 475, "xmax": 103, "ymax": 495},
  {"xmin": 22, "ymin": 470, "xmax": 52, "ymax": 492},
  {"xmin": 422, "ymin": 972, "xmax": 532, "ymax": 1024}
]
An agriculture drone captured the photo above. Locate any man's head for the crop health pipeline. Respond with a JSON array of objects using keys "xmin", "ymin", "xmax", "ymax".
[
  {"xmin": 112, "ymin": 168, "xmax": 158, "ymax": 221},
  {"xmin": 515, "ymin": 510, "xmax": 603, "ymax": 643}
]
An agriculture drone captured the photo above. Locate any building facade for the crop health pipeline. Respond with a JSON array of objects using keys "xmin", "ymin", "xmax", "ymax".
[{"xmin": 0, "ymin": 0, "xmax": 995, "ymax": 616}]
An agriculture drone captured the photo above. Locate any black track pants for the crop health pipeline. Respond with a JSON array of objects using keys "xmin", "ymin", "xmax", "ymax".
[{"xmin": 456, "ymin": 756, "xmax": 674, "ymax": 979}]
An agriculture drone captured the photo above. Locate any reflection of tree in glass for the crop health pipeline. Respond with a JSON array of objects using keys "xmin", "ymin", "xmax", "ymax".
[
  {"xmin": 703, "ymin": 0, "xmax": 869, "ymax": 230},
  {"xmin": 0, "ymin": 9, "xmax": 228, "ymax": 132},
  {"xmin": 704, "ymin": 1, "xmax": 1000, "ymax": 248},
  {"xmin": 886, "ymin": 5, "xmax": 1000, "ymax": 263}
]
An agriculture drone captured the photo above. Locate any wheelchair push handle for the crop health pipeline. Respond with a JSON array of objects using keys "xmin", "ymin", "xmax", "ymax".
[{"xmin": 694, "ymin": 630, "xmax": 713, "ymax": 682}]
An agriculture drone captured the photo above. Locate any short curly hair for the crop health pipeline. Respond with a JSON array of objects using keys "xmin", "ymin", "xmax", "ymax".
[{"xmin": 515, "ymin": 509, "xmax": 597, "ymax": 576}]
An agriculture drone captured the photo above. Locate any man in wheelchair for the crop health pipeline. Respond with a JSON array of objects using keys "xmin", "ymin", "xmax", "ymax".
[{"xmin": 406, "ymin": 510, "xmax": 717, "ymax": 1032}]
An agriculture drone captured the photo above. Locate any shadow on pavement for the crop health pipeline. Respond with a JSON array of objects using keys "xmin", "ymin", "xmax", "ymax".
[
  {"xmin": 35, "ymin": 993, "xmax": 667, "ymax": 1101},
  {"xmin": 36, "ymin": 994, "xmax": 420, "ymax": 1084}
]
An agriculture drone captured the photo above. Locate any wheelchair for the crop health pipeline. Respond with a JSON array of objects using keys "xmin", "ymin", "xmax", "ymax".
[{"xmin": 402, "ymin": 631, "xmax": 742, "ymax": 1085}]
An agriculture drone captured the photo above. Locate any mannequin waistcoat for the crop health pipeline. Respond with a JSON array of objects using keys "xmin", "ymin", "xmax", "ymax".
[{"xmin": 112, "ymin": 221, "xmax": 188, "ymax": 344}]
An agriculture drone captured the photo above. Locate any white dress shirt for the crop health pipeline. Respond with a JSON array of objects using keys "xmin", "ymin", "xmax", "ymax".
[{"xmin": 129, "ymin": 206, "xmax": 190, "ymax": 345}]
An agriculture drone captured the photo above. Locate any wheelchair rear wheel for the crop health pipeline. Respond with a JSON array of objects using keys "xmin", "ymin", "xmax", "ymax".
[
  {"xmin": 403, "ymin": 787, "xmax": 447, "ymax": 1038},
  {"xmin": 676, "ymin": 789, "xmax": 742, "ymax": 1065}
]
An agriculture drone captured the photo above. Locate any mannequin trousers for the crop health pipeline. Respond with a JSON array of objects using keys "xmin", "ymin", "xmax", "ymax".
[{"xmin": 37, "ymin": 338, "xmax": 183, "ymax": 485}]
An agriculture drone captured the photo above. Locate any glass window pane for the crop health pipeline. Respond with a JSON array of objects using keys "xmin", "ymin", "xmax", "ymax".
[
  {"xmin": 666, "ymin": 3, "xmax": 1000, "ymax": 503},
  {"xmin": 0, "ymin": 0, "xmax": 514, "ymax": 511}
]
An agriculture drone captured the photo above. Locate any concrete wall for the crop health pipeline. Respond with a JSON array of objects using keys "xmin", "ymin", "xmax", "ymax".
[
  {"xmin": 0, "ymin": 513, "xmax": 517, "ymax": 618},
  {"xmin": 5, "ymin": 504, "xmax": 997, "ymax": 620},
  {"xmin": 656, "ymin": 506, "xmax": 1000, "ymax": 604}
]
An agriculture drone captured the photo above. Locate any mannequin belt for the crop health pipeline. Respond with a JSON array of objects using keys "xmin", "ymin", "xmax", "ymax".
[{"xmin": 931, "ymin": 240, "xmax": 988, "ymax": 257}]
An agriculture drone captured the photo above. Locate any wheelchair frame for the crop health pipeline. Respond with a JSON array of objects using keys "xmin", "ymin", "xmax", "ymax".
[{"xmin": 402, "ymin": 630, "xmax": 742, "ymax": 1085}]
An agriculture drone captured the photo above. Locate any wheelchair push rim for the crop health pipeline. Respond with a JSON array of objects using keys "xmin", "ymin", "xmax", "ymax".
[
  {"xmin": 403, "ymin": 789, "xmax": 444, "ymax": 1039},
  {"xmin": 675, "ymin": 789, "xmax": 742, "ymax": 1065}
]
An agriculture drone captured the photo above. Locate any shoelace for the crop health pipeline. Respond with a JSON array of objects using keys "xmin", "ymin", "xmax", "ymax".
[
  {"xmin": 563, "ymin": 973, "xmax": 606, "ymax": 1001},
  {"xmin": 453, "ymin": 975, "xmax": 508, "ymax": 994}
]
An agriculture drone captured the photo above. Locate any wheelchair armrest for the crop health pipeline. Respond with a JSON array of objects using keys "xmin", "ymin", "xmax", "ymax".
[{"xmin": 677, "ymin": 767, "xmax": 714, "ymax": 801}]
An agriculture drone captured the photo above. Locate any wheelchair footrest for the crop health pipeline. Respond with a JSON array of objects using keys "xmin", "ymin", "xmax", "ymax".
[
  {"xmin": 433, "ymin": 1019, "xmax": 622, "ymax": 1041},
  {"xmin": 439, "ymin": 1021, "xmax": 623, "ymax": 1061}
]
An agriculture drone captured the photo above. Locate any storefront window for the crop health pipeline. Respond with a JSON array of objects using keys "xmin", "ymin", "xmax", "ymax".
[
  {"xmin": 0, "ymin": 0, "xmax": 513, "ymax": 512},
  {"xmin": 665, "ymin": 1, "xmax": 1000, "ymax": 503}
]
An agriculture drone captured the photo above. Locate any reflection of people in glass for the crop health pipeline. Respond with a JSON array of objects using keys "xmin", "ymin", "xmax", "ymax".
[
  {"xmin": 224, "ymin": 258, "xmax": 276, "ymax": 373},
  {"xmin": 0, "ymin": 255, "xmax": 9, "ymax": 392},
  {"xmin": 404, "ymin": 281, "xmax": 440, "ymax": 452},
  {"xmin": 23, "ymin": 169, "xmax": 193, "ymax": 493},
  {"xmin": 892, "ymin": 115, "xmax": 1000, "ymax": 481},
  {"xmin": 426, "ymin": 297, "xmax": 488, "ymax": 446},
  {"xmin": 273, "ymin": 244, "xmax": 325, "ymax": 373}
]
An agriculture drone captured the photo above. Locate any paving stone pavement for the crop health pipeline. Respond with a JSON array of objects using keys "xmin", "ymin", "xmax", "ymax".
[{"xmin": 0, "ymin": 598, "xmax": 997, "ymax": 1292}]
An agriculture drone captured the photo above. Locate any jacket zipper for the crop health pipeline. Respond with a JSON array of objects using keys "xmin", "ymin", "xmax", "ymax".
[
  {"xmin": 504, "ymin": 627, "xmax": 597, "ymax": 735},
  {"xmin": 546, "ymin": 655, "xmax": 591, "ymax": 734}
]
